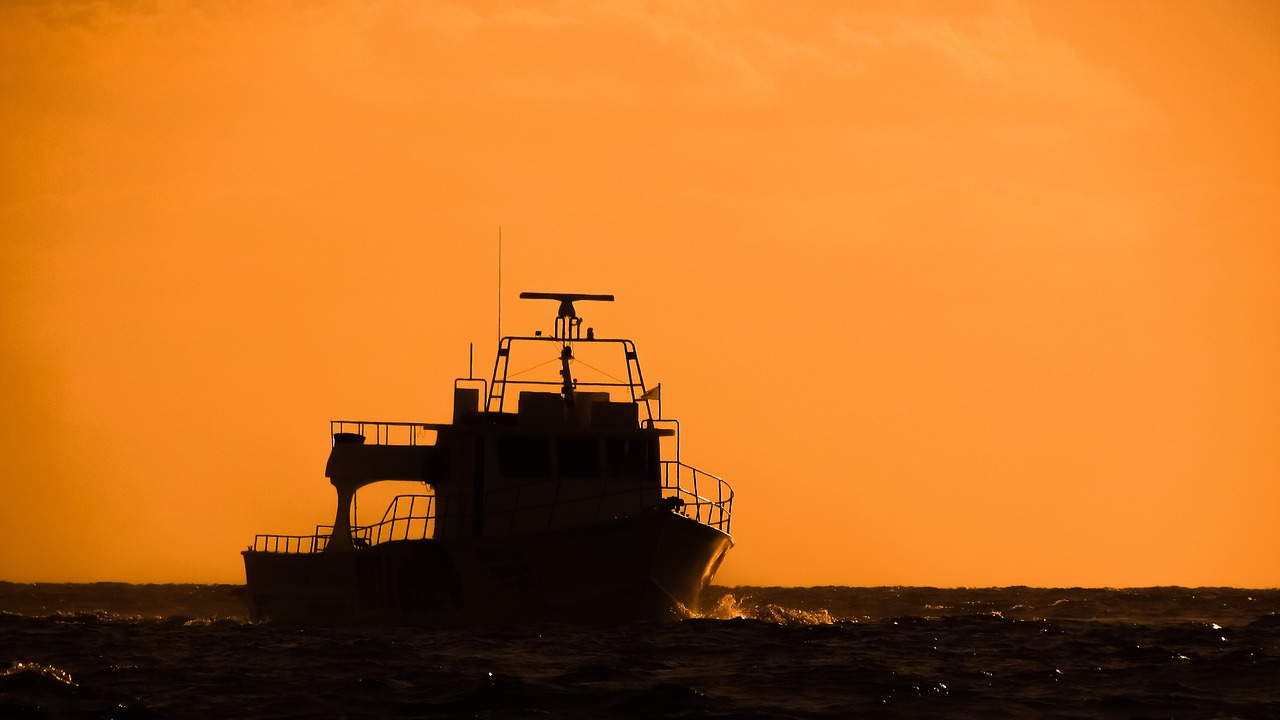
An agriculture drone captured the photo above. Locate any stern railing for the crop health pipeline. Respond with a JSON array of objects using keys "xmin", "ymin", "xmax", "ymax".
[
  {"xmin": 251, "ymin": 531, "xmax": 330, "ymax": 554},
  {"xmin": 249, "ymin": 494, "xmax": 436, "ymax": 553}
]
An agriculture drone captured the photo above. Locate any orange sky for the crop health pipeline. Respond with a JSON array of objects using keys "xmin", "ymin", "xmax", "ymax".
[{"xmin": 3, "ymin": 0, "xmax": 1278, "ymax": 587}]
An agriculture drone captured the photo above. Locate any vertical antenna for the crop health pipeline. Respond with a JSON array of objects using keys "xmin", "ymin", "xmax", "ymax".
[{"xmin": 497, "ymin": 226, "xmax": 502, "ymax": 347}]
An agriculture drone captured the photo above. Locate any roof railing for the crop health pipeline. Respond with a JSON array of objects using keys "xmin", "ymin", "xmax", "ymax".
[{"xmin": 329, "ymin": 420, "xmax": 437, "ymax": 447}]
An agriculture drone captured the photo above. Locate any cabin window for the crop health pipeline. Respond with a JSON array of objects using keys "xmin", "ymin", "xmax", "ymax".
[
  {"xmin": 556, "ymin": 437, "xmax": 600, "ymax": 478},
  {"xmin": 497, "ymin": 436, "xmax": 551, "ymax": 477},
  {"xmin": 606, "ymin": 438, "xmax": 651, "ymax": 479}
]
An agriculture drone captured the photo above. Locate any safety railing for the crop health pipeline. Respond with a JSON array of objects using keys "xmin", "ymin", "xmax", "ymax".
[
  {"xmin": 362, "ymin": 494, "xmax": 435, "ymax": 545},
  {"xmin": 487, "ymin": 336, "xmax": 653, "ymax": 418},
  {"xmin": 659, "ymin": 461, "xmax": 734, "ymax": 534},
  {"xmin": 250, "ymin": 495, "xmax": 436, "ymax": 554},
  {"xmin": 251, "ymin": 530, "xmax": 331, "ymax": 554},
  {"xmin": 330, "ymin": 420, "xmax": 436, "ymax": 447},
  {"xmin": 251, "ymin": 473, "xmax": 732, "ymax": 553}
]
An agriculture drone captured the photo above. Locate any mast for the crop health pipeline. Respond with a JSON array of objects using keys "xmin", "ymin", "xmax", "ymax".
[{"xmin": 519, "ymin": 292, "xmax": 616, "ymax": 408}]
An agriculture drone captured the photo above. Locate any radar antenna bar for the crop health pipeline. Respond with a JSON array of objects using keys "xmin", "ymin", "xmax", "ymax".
[
  {"xmin": 519, "ymin": 292, "xmax": 615, "ymax": 341},
  {"xmin": 518, "ymin": 292, "xmax": 614, "ymax": 318}
]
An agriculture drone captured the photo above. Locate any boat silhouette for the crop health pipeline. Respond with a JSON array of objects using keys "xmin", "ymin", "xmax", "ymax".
[{"xmin": 241, "ymin": 292, "xmax": 734, "ymax": 624}]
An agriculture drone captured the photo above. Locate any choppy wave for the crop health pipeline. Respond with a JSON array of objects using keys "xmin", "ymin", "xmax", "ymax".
[
  {"xmin": 696, "ymin": 585, "xmax": 1280, "ymax": 628},
  {"xmin": 2, "ymin": 583, "xmax": 1278, "ymax": 719},
  {"xmin": 696, "ymin": 591, "xmax": 838, "ymax": 625}
]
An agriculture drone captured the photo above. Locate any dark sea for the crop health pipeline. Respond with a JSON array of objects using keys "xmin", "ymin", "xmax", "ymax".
[{"xmin": 2, "ymin": 584, "xmax": 1278, "ymax": 719}]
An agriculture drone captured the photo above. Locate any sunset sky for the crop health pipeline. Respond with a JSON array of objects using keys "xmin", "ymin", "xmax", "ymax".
[{"xmin": 3, "ymin": 0, "xmax": 1278, "ymax": 588}]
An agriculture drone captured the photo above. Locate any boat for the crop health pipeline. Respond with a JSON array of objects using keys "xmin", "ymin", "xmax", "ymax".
[{"xmin": 241, "ymin": 292, "xmax": 734, "ymax": 624}]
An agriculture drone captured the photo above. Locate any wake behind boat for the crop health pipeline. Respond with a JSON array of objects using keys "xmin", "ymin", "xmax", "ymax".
[{"xmin": 241, "ymin": 292, "xmax": 733, "ymax": 624}]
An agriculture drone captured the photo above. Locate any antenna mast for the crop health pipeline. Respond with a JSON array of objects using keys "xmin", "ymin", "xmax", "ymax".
[{"xmin": 497, "ymin": 226, "xmax": 502, "ymax": 347}]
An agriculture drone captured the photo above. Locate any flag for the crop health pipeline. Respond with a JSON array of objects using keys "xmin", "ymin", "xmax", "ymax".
[{"xmin": 640, "ymin": 383, "xmax": 661, "ymax": 401}]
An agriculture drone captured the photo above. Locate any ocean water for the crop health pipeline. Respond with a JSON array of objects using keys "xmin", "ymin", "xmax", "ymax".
[{"xmin": 2, "ymin": 583, "xmax": 1278, "ymax": 719}]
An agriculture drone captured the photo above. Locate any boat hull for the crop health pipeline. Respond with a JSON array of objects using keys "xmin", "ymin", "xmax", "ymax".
[{"xmin": 241, "ymin": 510, "xmax": 731, "ymax": 625}]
